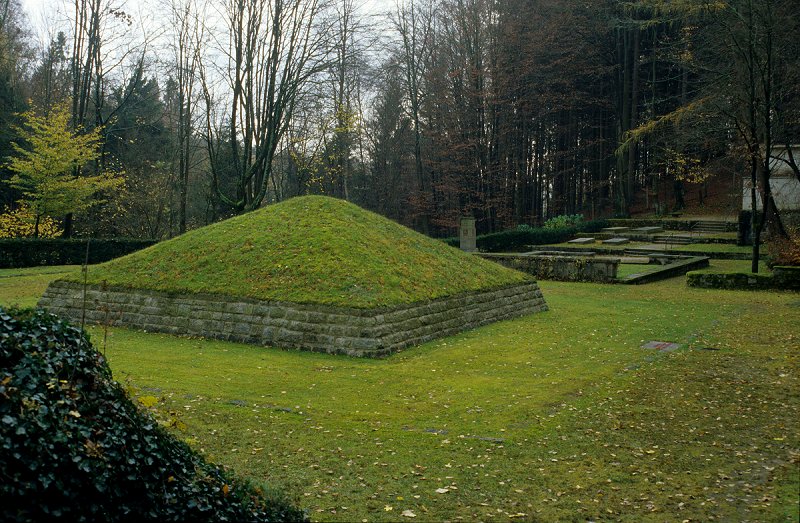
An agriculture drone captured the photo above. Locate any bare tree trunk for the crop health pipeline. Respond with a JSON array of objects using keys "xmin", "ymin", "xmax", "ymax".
[
  {"xmin": 393, "ymin": 0, "xmax": 433, "ymax": 234},
  {"xmin": 203, "ymin": 0, "xmax": 323, "ymax": 214}
]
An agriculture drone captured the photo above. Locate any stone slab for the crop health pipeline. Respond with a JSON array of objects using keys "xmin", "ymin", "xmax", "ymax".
[
  {"xmin": 601, "ymin": 227, "xmax": 630, "ymax": 233},
  {"xmin": 602, "ymin": 237, "xmax": 630, "ymax": 245},
  {"xmin": 567, "ymin": 237, "xmax": 596, "ymax": 244},
  {"xmin": 631, "ymin": 226, "xmax": 663, "ymax": 234},
  {"xmin": 641, "ymin": 341, "xmax": 682, "ymax": 352},
  {"xmin": 38, "ymin": 280, "xmax": 547, "ymax": 357}
]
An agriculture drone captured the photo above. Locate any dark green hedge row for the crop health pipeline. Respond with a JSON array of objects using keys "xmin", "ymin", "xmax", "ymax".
[
  {"xmin": 0, "ymin": 308, "xmax": 307, "ymax": 522},
  {"xmin": 443, "ymin": 219, "xmax": 609, "ymax": 252},
  {"xmin": 686, "ymin": 266, "xmax": 799, "ymax": 290},
  {"xmin": 0, "ymin": 239, "xmax": 157, "ymax": 268}
]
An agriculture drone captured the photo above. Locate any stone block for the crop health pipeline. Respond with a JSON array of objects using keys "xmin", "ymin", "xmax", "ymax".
[
  {"xmin": 602, "ymin": 237, "xmax": 630, "ymax": 245},
  {"xmin": 286, "ymin": 309, "xmax": 309, "ymax": 322},
  {"xmin": 567, "ymin": 237, "xmax": 595, "ymax": 244}
]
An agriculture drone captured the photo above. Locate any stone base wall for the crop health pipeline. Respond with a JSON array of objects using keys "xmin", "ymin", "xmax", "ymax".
[
  {"xmin": 479, "ymin": 253, "xmax": 619, "ymax": 282},
  {"xmin": 38, "ymin": 281, "xmax": 547, "ymax": 357},
  {"xmin": 620, "ymin": 256, "xmax": 709, "ymax": 285},
  {"xmin": 687, "ymin": 266, "xmax": 800, "ymax": 291}
]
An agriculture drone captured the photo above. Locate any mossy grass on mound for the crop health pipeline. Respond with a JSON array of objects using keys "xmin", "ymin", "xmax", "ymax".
[{"xmin": 68, "ymin": 196, "xmax": 531, "ymax": 308}]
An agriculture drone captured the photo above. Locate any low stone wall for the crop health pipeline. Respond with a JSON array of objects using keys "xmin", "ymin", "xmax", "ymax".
[
  {"xmin": 479, "ymin": 253, "xmax": 619, "ymax": 282},
  {"xmin": 620, "ymin": 256, "xmax": 709, "ymax": 285},
  {"xmin": 38, "ymin": 280, "xmax": 547, "ymax": 357},
  {"xmin": 687, "ymin": 266, "xmax": 800, "ymax": 291}
]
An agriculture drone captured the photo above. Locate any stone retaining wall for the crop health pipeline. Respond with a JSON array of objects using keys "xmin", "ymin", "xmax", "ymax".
[
  {"xmin": 38, "ymin": 281, "xmax": 547, "ymax": 357},
  {"xmin": 479, "ymin": 253, "xmax": 619, "ymax": 282},
  {"xmin": 620, "ymin": 256, "xmax": 709, "ymax": 285},
  {"xmin": 687, "ymin": 266, "xmax": 800, "ymax": 291}
]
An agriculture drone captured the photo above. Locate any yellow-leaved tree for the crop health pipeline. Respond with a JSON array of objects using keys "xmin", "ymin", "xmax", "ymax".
[
  {"xmin": 4, "ymin": 101, "xmax": 122, "ymax": 237},
  {"xmin": 0, "ymin": 203, "xmax": 63, "ymax": 238}
]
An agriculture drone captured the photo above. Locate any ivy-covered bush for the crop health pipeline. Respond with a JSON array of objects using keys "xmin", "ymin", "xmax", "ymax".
[
  {"xmin": 0, "ymin": 308, "xmax": 307, "ymax": 522},
  {"xmin": 0, "ymin": 238, "xmax": 157, "ymax": 268}
]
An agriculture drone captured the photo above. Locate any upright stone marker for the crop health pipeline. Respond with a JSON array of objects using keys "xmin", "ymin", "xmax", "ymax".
[{"xmin": 460, "ymin": 217, "xmax": 477, "ymax": 252}]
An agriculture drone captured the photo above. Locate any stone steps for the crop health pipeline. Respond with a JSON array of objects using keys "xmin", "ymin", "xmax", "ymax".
[
  {"xmin": 692, "ymin": 220, "xmax": 733, "ymax": 233},
  {"xmin": 652, "ymin": 234, "xmax": 694, "ymax": 245}
]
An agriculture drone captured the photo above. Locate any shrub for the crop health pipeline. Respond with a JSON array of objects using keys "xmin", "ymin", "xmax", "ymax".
[
  {"xmin": 577, "ymin": 219, "xmax": 609, "ymax": 234},
  {"xmin": 0, "ymin": 238, "xmax": 157, "ymax": 268},
  {"xmin": 543, "ymin": 214, "xmax": 583, "ymax": 229},
  {"xmin": 0, "ymin": 308, "xmax": 307, "ymax": 522},
  {"xmin": 766, "ymin": 236, "xmax": 800, "ymax": 268}
]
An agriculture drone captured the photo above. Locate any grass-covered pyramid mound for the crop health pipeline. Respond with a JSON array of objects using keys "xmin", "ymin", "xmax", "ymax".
[
  {"xmin": 0, "ymin": 308, "xmax": 306, "ymax": 522},
  {"xmin": 73, "ymin": 195, "xmax": 529, "ymax": 308},
  {"xmin": 40, "ymin": 196, "xmax": 546, "ymax": 356}
]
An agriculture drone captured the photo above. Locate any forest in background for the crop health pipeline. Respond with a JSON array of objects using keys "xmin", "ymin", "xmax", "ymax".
[{"xmin": 0, "ymin": 0, "xmax": 797, "ymax": 240}]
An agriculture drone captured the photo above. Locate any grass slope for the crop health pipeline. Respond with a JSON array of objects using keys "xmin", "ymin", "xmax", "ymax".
[
  {"xmin": 0, "ymin": 265, "xmax": 78, "ymax": 308},
  {"xmin": 2, "ymin": 268, "xmax": 798, "ymax": 521},
  {"xmin": 66, "ymin": 196, "xmax": 529, "ymax": 308}
]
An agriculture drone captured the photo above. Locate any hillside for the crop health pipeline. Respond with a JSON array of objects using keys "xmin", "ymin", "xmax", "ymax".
[{"xmin": 70, "ymin": 196, "xmax": 531, "ymax": 308}]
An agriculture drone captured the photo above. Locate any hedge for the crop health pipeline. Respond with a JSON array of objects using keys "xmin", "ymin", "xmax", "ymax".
[
  {"xmin": 686, "ymin": 266, "xmax": 800, "ymax": 290},
  {"xmin": 0, "ymin": 238, "xmax": 157, "ymax": 268},
  {"xmin": 0, "ymin": 307, "xmax": 307, "ymax": 522},
  {"xmin": 444, "ymin": 219, "xmax": 609, "ymax": 252}
]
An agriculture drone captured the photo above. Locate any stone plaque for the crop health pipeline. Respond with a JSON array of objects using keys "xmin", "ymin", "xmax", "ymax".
[{"xmin": 460, "ymin": 217, "xmax": 476, "ymax": 252}]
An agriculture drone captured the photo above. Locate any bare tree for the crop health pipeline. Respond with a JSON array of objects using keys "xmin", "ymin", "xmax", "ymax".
[
  {"xmin": 707, "ymin": 0, "xmax": 794, "ymax": 270},
  {"xmin": 169, "ymin": 0, "xmax": 205, "ymax": 233},
  {"xmin": 64, "ymin": 0, "xmax": 149, "ymax": 236},
  {"xmin": 391, "ymin": 0, "xmax": 435, "ymax": 233},
  {"xmin": 202, "ymin": 0, "xmax": 326, "ymax": 213}
]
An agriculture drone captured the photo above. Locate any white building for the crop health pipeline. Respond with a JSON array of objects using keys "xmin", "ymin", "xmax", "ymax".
[{"xmin": 742, "ymin": 145, "xmax": 800, "ymax": 211}]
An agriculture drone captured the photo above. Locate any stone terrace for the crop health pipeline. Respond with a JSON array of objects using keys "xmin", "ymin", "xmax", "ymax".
[{"xmin": 39, "ymin": 280, "xmax": 547, "ymax": 357}]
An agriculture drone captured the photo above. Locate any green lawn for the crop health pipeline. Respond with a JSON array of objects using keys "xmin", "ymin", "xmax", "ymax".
[
  {"xmin": 617, "ymin": 259, "xmax": 770, "ymax": 280},
  {"xmin": 615, "ymin": 263, "xmax": 660, "ymax": 279},
  {"xmin": 0, "ymin": 265, "xmax": 79, "ymax": 308},
  {"xmin": 692, "ymin": 259, "xmax": 770, "ymax": 274},
  {"xmin": 2, "ymin": 268, "xmax": 797, "ymax": 522}
]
